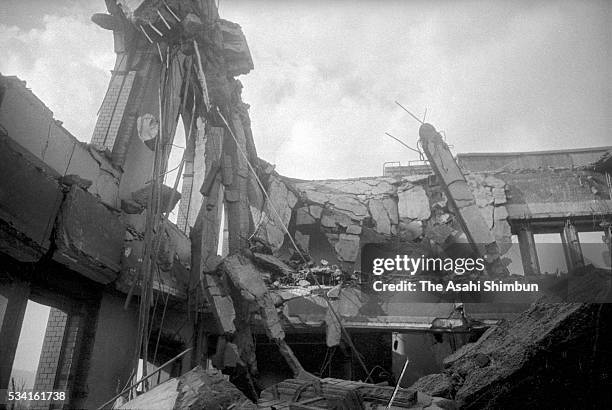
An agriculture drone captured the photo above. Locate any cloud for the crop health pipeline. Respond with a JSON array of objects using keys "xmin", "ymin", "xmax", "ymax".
[
  {"xmin": 0, "ymin": 6, "xmax": 114, "ymax": 141},
  {"xmin": 223, "ymin": 0, "xmax": 611, "ymax": 179},
  {"xmin": 0, "ymin": 0, "xmax": 609, "ymax": 180}
]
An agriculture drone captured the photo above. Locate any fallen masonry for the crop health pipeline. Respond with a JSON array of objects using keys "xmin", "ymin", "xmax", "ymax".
[
  {"xmin": 116, "ymin": 296, "xmax": 612, "ymax": 409},
  {"xmin": 115, "ymin": 366, "xmax": 257, "ymax": 409},
  {"xmin": 410, "ymin": 276, "xmax": 612, "ymax": 408}
]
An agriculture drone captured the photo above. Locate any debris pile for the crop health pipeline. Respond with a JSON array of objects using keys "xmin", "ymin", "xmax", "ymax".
[
  {"xmin": 258, "ymin": 377, "xmax": 454, "ymax": 409},
  {"xmin": 409, "ymin": 298, "xmax": 612, "ymax": 408},
  {"xmin": 269, "ymin": 170, "xmax": 515, "ymax": 276},
  {"xmin": 116, "ymin": 366, "xmax": 257, "ymax": 409}
]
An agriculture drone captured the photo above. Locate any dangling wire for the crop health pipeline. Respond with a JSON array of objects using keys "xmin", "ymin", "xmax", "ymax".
[
  {"xmin": 215, "ymin": 107, "xmax": 373, "ymax": 382},
  {"xmin": 319, "ymin": 346, "xmax": 336, "ymax": 378}
]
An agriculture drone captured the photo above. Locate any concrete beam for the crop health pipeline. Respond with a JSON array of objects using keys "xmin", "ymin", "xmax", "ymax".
[{"xmin": 53, "ymin": 186, "xmax": 124, "ymax": 284}]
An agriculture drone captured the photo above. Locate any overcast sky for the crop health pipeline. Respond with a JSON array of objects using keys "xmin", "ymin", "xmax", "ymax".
[{"xmin": 1, "ymin": 0, "xmax": 610, "ymax": 181}]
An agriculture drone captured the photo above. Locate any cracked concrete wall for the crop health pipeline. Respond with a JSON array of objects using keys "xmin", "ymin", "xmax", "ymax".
[
  {"xmin": 252, "ymin": 163, "xmax": 611, "ymax": 277},
  {"xmin": 491, "ymin": 168, "xmax": 611, "ymax": 221},
  {"xmin": 249, "ymin": 171, "xmax": 513, "ymax": 273},
  {"xmin": 499, "ymin": 168, "xmax": 610, "ymax": 203}
]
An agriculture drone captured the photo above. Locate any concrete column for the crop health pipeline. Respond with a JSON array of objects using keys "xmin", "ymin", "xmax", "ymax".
[
  {"xmin": 561, "ymin": 221, "xmax": 584, "ymax": 271},
  {"xmin": 76, "ymin": 293, "xmax": 138, "ymax": 410},
  {"xmin": 0, "ymin": 282, "xmax": 30, "ymax": 394},
  {"xmin": 517, "ymin": 225, "xmax": 541, "ymax": 275},
  {"xmin": 391, "ymin": 332, "xmax": 470, "ymax": 387},
  {"xmin": 226, "ymin": 113, "xmax": 251, "ymax": 254}
]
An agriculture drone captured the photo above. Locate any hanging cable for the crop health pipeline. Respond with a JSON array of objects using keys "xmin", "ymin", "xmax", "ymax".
[
  {"xmin": 130, "ymin": 45, "xmax": 172, "ymax": 396},
  {"xmin": 215, "ymin": 107, "xmax": 373, "ymax": 382}
]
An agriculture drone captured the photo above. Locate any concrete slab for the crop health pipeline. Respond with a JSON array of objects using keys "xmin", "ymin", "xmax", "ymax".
[
  {"xmin": 54, "ymin": 186, "xmax": 124, "ymax": 284},
  {"xmin": 0, "ymin": 136, "xmax": 63, "ymax": 261}
]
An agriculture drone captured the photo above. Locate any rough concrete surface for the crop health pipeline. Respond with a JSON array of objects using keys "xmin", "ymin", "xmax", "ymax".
[
  {"xmin": 118, "ymin": 366, "xmax": 256, "ymax": 409},
  {"xmin": 409, "ymin": 296, "xmax": 612, "ymax": 408}
]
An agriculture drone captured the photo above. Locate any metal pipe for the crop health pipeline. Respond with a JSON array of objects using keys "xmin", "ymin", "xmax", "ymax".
[
  {"xmin": 157, "ymin": 10, "xmax": 172, "ymax": 30},
  {"xmin": 96, "ymin": 347, "xmax": 193, "ymax": 409},
  {"xmin": 395, "ymin": 101, "xmax": 424, "ymax": 125},
  {"xmin": 163, "ymin": 1, "xmax": 181, "ymax": 22},
  {"xmin": 148, "ymin": 21, "xmax": 164, "ymax": 37},
  {"xmin": 139, "ymin": 25, "xmax": 153, "ymax": 43},
  {"xmin": 386, "ymin": 356, "xmax": 409, "ymax": 409}
]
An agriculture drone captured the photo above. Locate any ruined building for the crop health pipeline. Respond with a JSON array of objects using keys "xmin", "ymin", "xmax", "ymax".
[{"xmin": 1, "ymin": 0, "xmax": 611, "ymax": 409}]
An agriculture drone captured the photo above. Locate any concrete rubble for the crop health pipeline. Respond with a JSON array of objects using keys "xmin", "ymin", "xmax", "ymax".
[
  {"xmin": 254, "ymin": 170, "xmax": 514, "ymax": 275},
  {"xmin": 116, "ymin": 366, "xmax": 256, "ymax": 409},
  {"xmin": 409, "ymin": 293, "xmax": 612, "ymax": 408}
]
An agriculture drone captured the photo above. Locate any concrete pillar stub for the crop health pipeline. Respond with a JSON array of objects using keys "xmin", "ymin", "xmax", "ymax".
[
  {"xmin": 562, "ymin": 220, "xmax": 584, "ymax": 271},
  {"xmin": 517, "ymin": 225, "xmax": 541, "ymax": 275}
]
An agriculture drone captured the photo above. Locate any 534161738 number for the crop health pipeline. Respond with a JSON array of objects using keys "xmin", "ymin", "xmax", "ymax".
[{"xmin": 7, "ymin": 391, "xmax": 66, "ymax": 401}]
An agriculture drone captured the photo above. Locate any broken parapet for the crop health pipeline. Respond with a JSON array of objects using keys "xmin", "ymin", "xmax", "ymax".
[{"xmin": 409, "ymin": 295, "xmax": 612, "ymax": 408}]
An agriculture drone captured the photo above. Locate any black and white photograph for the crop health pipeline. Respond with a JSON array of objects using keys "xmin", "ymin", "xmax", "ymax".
[{"xmin": 0, "ymin": 0, "xmax": 611, "ymax": 408}]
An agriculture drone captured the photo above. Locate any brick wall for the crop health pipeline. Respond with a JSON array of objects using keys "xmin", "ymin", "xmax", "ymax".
[
  {"xmin": 54, "ymin": 314, "xmax": 79, "ymax": 392},
  {"xmin": 31, "ymin": 308, "xmax": 80, "ymax": 410},
  {"xmin": 32, "ymin": 308, "xmax": 67, "ymax": 409},
  {"xmin": 91, "ymin": 71, "xmax": 136, "ymax": 151}
]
